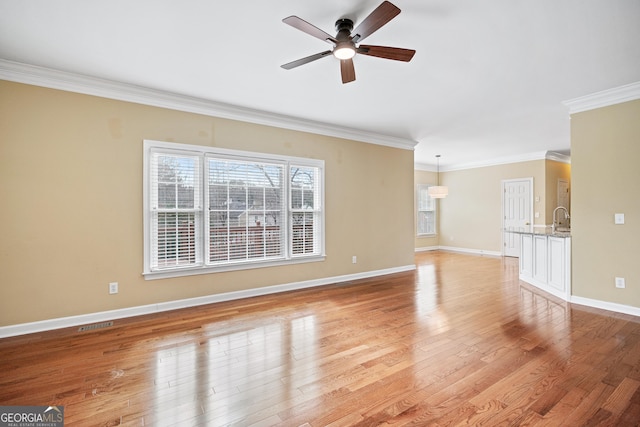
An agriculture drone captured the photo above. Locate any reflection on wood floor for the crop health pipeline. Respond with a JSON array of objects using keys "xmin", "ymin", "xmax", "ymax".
[{"xmin": 2, "ymin": 251, "xmax": 640, "ymax": 426}]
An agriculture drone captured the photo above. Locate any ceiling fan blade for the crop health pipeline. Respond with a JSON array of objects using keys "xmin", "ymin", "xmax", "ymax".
[
  {"xmin": 340, "ymin": 59, "xmax": 356, "ymax": 84},
  {"xmin": 283, "ymin": 16, "xmax": 337, "ymax": 44},
  {"xmin": 351, "ymin": 1, "xmax": 401, "ymax": 43},
  {"xmin": 357, "ymin": 45, "xmax": 416, "ymax": 62},
  {"xmin": 281, "ymin": 51, "xmax": 333, "ymax": 70}
]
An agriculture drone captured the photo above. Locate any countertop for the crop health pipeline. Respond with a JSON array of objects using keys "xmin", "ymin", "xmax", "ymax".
[{"xmin": 505, "ymin": 226, "xmax": 571, "ymax": 238}]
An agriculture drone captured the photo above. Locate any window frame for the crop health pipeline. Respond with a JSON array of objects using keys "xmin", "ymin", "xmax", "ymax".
[
  {"xmin": 143, "ymin": 140, "xmax": 325, "ymax": 279},
  {"xmin": 416, "ymin": 184, "xmax": 437, "ymax": 236}
]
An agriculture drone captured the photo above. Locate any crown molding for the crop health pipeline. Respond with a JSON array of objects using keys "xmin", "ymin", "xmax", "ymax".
[
  {"xmin": 445, "ymin": 151, "xmax": 545, "ymax": 171},
  {"xmin": 544, "ymin": 151, "xmax": 571, "ymax": 164},
  {"xmin": 0, "ymin": 59, "xmax": 417, "ymax": 151},
  {"xmin": 414, "ymin": 163, "xmax": 437, "ymax": 172},
  {"xmin": 563, "ymin": 81, "xmax": 640, "ymax": 114},
  {"xmin": 420, "ymin": 150, "xmax": 570, "ymax": 172}
]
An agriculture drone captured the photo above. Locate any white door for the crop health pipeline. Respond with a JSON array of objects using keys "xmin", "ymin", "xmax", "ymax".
[
  {"xmin": 502, "ymin": 178, "xmax": 533, "ymax": 257},
  {"xmin": 557, "ymin": 179, "xmax": 569, "ymax": 209}
]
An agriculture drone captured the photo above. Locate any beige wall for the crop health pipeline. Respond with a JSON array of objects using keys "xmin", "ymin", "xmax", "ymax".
[
  {"xmin": 414, "ymin": 169, "xmax": 439, "ymax": 249},
  {"xmin": 545, "ymin": 160, "xmax": 572, "ymax": 223},
  {"xmin": 0, "ymin": 81, "xmax": 416, "ymax": 326},
  {"xmin": 571, "ymin": 99, "xmax": 640, "ymax": 307},
  {"xmin": 437, "ymin": 160, "xmax": 547, "ymax": 253}
]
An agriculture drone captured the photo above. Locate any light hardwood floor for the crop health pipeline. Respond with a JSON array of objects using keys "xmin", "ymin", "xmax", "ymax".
[{"xmin": 2, "ymin": 251, "xmax": 640, "ymax": 426}]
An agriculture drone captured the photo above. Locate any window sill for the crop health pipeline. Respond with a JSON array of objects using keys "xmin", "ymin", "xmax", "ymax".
[{"xmin": 143, "ymin": 255, "xmax": 326, "ymax": 280}]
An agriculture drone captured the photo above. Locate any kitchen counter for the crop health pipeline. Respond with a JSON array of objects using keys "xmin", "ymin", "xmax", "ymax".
[
  {"xmin": 506, "ymin": 226, "xmax": 571, "ymax": 238},
  {"xmin": 514, "ymin": 229, "xmax": 571, "ymax": 301}
]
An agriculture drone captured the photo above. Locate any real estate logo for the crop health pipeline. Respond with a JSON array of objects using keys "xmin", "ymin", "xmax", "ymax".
[{"xmin": 0, "ymin": 406, "xmax": 64, "ymax": 427}]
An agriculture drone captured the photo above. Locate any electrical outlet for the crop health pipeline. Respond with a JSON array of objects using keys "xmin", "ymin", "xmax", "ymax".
[
  {"xmin": 615, "ymin": 213, "xmax": 625, "ymax": 225},
  {"xmin": 109, "ymin": 282, "xmax": 119, "ymax": 294},
  {"xmin": 615, "ymin": 277, "xmax": 625, "ymax": 289},
  {"xmin": 352, "ymin": 256, "xmax": 357, "ymax": 264}
]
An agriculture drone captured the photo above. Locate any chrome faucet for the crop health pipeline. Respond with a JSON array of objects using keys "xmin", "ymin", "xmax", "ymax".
[{"xmin": 552, "ymin": 206, "xmax": 570, "ymax": 233}]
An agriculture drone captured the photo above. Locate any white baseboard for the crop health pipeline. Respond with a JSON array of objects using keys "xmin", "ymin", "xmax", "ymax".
[
  {"xmin": 0, "ymin": 264, "xmax": 416, "ymax": 339},
  {"xmin": 570, "ymin": 296, "xmax": 640, "ymax": 318},
  {"xmin": 436, "ymin": 246, "xmax": 502, "ymax": 257},
  {"xmin": 415, "ymin": 246, "xmax": 439, "ymax": 253}
]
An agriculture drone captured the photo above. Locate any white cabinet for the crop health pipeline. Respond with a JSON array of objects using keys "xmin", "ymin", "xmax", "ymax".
[
  {"xmin": 520, "ymin": 234, "xmax": 533, "ymax": 278},
  {"xmin": 533, "ymin": 235, "xmax": 548, "ymax": 283},
  {"xmin": 519, "ymin": 233, "xmax": 571, "ymax": 301},
  {"xmin": 548, "ymin": 237, "xmax": 570, "ymax": 293}
]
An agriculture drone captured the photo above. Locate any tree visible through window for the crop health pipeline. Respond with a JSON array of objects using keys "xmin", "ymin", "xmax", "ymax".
[
  {"xmin": 144, "ymin": 140, "xmax": 324, "ymax": 277},
  {"xmin": 207, "ymin": 158, "xmax": 285, "ymax": 264}
]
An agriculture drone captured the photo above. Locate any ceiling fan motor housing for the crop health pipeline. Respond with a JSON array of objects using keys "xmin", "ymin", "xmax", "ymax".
[
  {"xmin": 333, "ymin": 18, "xmax": 356, "ymax": 60},
  {"xmin": 335, "ymin": 19, "xmax": 354, "ymax": 39}
]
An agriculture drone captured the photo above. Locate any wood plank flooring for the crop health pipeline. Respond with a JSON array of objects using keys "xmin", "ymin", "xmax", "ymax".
[{"xmin": 2, "ymin": 251, "xmax": 640, "ymax": 426}]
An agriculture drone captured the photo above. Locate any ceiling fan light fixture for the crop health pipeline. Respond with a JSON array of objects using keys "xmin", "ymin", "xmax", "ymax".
[{"xmin": 333, "ymin": 43, "xmax": 356, "ymax": 60}]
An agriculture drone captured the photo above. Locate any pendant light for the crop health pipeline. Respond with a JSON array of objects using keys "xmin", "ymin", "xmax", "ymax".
[{"xmin": 427, "ymin": 155, "xmax": 448, "ymax": 199}]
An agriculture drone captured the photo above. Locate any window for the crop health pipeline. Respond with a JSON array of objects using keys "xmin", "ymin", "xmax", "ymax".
[
  {"xmin": 144, "ymin": 140, "xmax": 324, "ymax": 278},
  {"xmin": 417, "ymin": 184, "xmax": 436, "ymax": 236}
]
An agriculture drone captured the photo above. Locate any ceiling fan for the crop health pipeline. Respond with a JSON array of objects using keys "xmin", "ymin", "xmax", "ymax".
[{"xmin": 281, "ymin": 1, "xmax": 416, "ymax": 84}]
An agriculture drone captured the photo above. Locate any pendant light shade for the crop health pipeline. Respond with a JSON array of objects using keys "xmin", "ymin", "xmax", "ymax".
[
  {"xmin": 427, "ymin": 185, "xmax": 448, "ymax": 198},
  {"xmin": 427, "ymin": 155, "xmax": 448, "ymax": 199}
]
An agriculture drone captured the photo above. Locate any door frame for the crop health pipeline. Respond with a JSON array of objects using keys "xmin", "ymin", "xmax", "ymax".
[
  {"xmin": 501, "ymin": 177, "xmax": 534, "ymax": 257},
  {"xmin": 558, "ymin": 178, "xmax": 570, "ymax": 209}
]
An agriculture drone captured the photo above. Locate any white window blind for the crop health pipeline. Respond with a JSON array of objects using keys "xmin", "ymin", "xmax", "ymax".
[
  {"xmin": 417, "ymin": 184, "xmax": 436, "ymax": 236},
  {"xmin": 144, "ymin": 140, "xmax": 324, "ymax": 278},
  {"xmin": 150, "ymin": 150, "xmax": 203, "ymax": 270},
  {"xmin": 290, "ymin": 165, "xmax": 322, "ymax": 256},
  {"xmin": 206, "ymin": 156, "xmax": 286, "ymax": 264}
]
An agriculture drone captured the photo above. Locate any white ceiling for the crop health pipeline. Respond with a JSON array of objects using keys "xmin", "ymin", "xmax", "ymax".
[{"xmin": 1, "ymin": 0, "xmax": 639, "ymax": 168}]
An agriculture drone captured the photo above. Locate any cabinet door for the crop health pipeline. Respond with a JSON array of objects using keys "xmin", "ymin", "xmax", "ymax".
[
  {"xmin": 533, "ymin": 235, "xmax": 547, "ymax": 283},
  {"xmin": 520, "ymin": 234, "xmax": 533, "ymax": 278},
  {"xmin": 548, "ymin": 237, "xmax": 565, "ymax": 291}
]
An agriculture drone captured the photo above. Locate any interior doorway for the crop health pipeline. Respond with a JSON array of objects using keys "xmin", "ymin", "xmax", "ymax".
[
  {"xmin": 502, "ymin": 178, "xmax": 533, "ymax": 257},
  {"xmin": 558, "ymin": 179, "xmax": 570, "ymax": 209}
]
